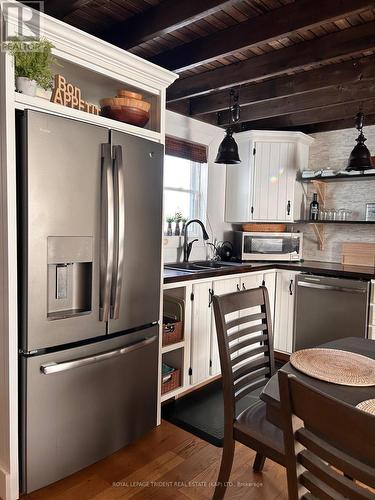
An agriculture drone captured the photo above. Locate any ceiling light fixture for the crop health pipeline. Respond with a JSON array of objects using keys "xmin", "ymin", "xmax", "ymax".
[
  {"xmin": 215, "ymin": 89, "xmax": 241, "ymax": 165},
  {"xmin": 347, "ymin": 111, "xmax": 373, "ymax": 171}
]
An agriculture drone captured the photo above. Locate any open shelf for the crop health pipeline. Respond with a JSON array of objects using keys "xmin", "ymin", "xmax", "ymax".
[
  {"xmin": 162, "ymin": 340, "xmax": 185, "ymax": 354},
  {"xmin": 298, "ymin": 173, "xmax": 375, "ymax": 183},
  {"xmin": 14, "ymin": 92, "xmax": 161, "ymax": 142}
]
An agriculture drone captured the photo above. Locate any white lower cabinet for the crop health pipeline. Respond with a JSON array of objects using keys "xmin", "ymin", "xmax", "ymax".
[
  {"xmin": 190, "ymin": 281, "xmax": 213, "ymax": 385},
  {"xmin": 273, "ymin": 270, "xmax": 300, "ymax": 354},
  {"xmin": 186, "ymin": 270, "xmax": 290, "ymax": 388}
]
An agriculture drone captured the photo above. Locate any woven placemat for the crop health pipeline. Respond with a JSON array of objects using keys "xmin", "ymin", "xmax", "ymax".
[
  {"xmin": 356, "ymin": 399, "xmax": 375, "ymax": 415},
  {"xmin": 290, "ymin": 348, "xmax": 375, "ymax": 386}
]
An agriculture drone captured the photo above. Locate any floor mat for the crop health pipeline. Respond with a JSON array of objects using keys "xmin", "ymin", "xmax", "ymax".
[{"xmin": 162, "ymin": 379, "xmax": 264, "ymax": 447}]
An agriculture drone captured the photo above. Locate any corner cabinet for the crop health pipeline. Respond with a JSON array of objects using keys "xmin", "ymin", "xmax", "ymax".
[{"xmin": 225, "ymin": 131, "xmax": 314, "ymax": 223}]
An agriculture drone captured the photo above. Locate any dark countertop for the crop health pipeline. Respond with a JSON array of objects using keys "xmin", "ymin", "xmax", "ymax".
[{"xmin": 164, "ymin": 260, "xmax": 375, "ymax": 284}]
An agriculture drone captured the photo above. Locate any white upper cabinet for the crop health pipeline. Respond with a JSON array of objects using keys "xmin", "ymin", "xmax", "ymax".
[{"xmin": 225, "ymin": 131, "xmax": 314, "ymax": 223}]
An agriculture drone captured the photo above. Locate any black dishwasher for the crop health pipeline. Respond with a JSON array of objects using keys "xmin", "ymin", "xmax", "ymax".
[{"xmin": 294, "ymin": 274, "xmax": 370, "ymax": 351}]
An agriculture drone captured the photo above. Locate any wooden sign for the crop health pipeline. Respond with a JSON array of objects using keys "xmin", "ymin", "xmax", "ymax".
[{"xmin": 51, "ymin": 74, "xmax": 100, "ymax": 115}]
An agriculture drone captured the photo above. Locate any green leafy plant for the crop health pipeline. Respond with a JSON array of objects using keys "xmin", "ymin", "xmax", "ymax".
[
  {"xmin": 7, "ymin": 38, "xmax": 58, "ymax": 90},
  {"xmin": 166, "ymin": 215, "xmax": 175, "ymax": 223},
  {"xmin": 174, "ymin": 212, "xmax": 183, "ymax": 223}
]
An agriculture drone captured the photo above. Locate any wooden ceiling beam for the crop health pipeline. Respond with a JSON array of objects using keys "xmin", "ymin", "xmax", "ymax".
[
  {"xmin": 189, "ymin": 55, "xmax": 375, "ymax": 116},
  {"xmin": 102, "ymin": 0, "xmax": 239, "ymax": 50},
  {"xmin": 300, "ymin": 114, "xmax": 375, "ymax": 133},
  {"xmin": 42, "ymin": 0, "xmax": 90, "ymax": 18},
  {"xmin": 152, "ymin": 0, "xmax": 375, "ymax": 72},
  {"xmin": 212, "ymin": 80, "xmax": 375, "ymax": 126},
  {"xmin": 236, "ymin": 99, "xmax": 375, "ymax": 131},
  {"xmin": 167, "ymin": 21, "xmax": 375, "ymax": 102}
]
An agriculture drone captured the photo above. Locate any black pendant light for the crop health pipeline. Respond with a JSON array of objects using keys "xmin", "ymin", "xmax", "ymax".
[
  {"xmin": 347, "ymin": 112, "xmax": 373, "ymax": 171},
  {"xmin": 215, "ymin": 89, "xmax": 241, "ymax": 164}
]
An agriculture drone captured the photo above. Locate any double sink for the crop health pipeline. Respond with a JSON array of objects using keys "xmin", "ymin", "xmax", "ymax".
[{"xmin": 165, "ymin": 260, "xmax": 246, "ymax": 273}]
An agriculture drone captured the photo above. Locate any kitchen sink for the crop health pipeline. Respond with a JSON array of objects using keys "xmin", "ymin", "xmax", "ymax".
[{"xmin": 165, "ymin": 260, "xmax": 240, "ymax": 273}]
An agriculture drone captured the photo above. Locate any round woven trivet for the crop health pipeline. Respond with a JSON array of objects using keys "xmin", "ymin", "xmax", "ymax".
[
  {"xmin": 289, "ymin": 348, "xmax": 375, "ymax": 386},
  {"xmin": 356, "ymin": 399, "xmax": 375, "ymax": 415}
]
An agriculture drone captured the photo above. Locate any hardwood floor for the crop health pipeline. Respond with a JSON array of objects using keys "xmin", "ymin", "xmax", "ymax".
[{"xmin": 24, "ymin": 421, "xmax": 287, "ymax": 500}]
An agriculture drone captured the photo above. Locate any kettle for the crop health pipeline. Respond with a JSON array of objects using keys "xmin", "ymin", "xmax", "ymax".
[{"xmin": 216, "ymin": 241, "xmax": 234, "ymax": 262}]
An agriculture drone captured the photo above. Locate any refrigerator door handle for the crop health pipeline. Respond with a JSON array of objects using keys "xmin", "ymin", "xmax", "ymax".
[
  {"xmin": 99, "ymin": 144, "xmax": 114, "ymax": 322},
  {"xmin": 40, "ymin": 335, "xmax": 157, "ymax": 374},
  {"xmin": 111, "ymin": 145, "xmax": 125, "ymax": 320}
]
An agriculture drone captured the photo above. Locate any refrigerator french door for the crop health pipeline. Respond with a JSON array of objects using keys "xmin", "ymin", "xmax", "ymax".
[{"xmin": 18, "ymin": 110, "xmax": 164, "ymax": 493}]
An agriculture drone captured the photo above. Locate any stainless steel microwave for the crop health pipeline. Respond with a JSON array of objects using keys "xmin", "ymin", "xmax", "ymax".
[{"xmin": 233, "ymin": 232, "xmax": 303, "ymax": 261}]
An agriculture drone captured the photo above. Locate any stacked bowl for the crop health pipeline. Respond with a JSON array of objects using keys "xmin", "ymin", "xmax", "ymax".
[{"xmin": 100, "ymin": 90, "xmax": 151, "ymax": 127}]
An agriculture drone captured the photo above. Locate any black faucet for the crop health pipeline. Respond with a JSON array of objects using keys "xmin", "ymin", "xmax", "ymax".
[{"xmin": 183, "ymin": 219, "xmax": 209, "ymax": 262}]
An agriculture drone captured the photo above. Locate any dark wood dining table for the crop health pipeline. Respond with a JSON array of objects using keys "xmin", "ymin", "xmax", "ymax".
[{"xmin": 260, "ymin": 337, "xmax": 375, "ymax": 428}]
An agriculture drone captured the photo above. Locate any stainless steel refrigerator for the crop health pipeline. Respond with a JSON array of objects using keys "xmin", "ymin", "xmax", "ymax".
[{"xmin": 18, "ymin": 110, "xmax": 164, "ymax": 493}]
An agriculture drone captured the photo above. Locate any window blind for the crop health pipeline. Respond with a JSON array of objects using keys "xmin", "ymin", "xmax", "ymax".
[{"xmin": 165, "ymin": 136, "xmax": 207, "ymax": 164}]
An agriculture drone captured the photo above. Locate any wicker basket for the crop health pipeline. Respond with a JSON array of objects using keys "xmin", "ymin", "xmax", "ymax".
[
  {"xmin": 161, "ymin": 367, "xmax": 180, "ymax": 395},
  {"xmin": 242, "ymin": 223, "xmax": 287, "ymax": 232},
  {"xmin": 162, "ymin": 316, "xmax": 183, "ymax": 346}
]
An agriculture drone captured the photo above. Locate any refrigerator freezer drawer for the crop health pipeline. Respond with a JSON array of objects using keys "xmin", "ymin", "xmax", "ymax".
[{"xmin": 21, "ymin": 326, "xmax": 159, "ymax": 493}]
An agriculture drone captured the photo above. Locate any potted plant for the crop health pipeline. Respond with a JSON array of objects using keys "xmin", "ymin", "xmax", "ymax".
[
  {"xmin": 174, "ymin": 212, "xmax": 182, "ymax": 236},
  {"xmin": 166, "ymin": 215, "xmax": 174, "ymax": 236},
  {"xmin": 7, "ymin": 39, "xmax": 57, "ymax": 97}
]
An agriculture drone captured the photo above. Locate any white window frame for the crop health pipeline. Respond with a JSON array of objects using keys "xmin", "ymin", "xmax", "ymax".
[{"xmin": 164, "ymin": 156, "xmax": 208, "ymax": 237}]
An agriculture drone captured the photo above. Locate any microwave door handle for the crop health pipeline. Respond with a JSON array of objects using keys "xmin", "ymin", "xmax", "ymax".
[
  {"xmin": 99, "ymin": 144, "xmax": 114, "ymax": 322},
  {"xmin": 111, "ymin": 145, "xmax": 125, "ymax": 320}
]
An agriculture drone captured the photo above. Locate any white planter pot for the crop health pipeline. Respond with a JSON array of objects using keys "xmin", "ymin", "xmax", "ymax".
[{"xmin": 16, "ymin": 77, "xmax": 37, "ymax": 96}]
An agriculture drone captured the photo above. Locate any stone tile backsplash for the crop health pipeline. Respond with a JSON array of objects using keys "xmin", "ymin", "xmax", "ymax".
[{"xmin": 299, "ymin": 125, "xmax": 375, "ymax": 263}]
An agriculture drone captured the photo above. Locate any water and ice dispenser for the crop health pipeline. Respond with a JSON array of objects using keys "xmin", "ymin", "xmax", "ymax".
[{"xmin": 47, "ymin": 236, "xmax": 93, "ymax": 320}]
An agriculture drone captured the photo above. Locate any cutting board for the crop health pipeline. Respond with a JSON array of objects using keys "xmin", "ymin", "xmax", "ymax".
[{"xmin": 342, "ymin": 243, "xmax": 375, "ymax": 267}]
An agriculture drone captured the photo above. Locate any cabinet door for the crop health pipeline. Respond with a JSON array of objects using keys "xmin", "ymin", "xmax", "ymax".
[
  {"xmin": 241, "ymin": 272, "xmax": 276, "ymax": 325},
  {"xmin": 274, "ymin": 271, "xmax": 299, "ymax": 353},
  {"xmin": 252, "ymin": 142, "xmax": 296, "ymax": 222},
  {"xmin": 190, "ymin": 282, "xmax": 213, "ymax": 384},
  {"xmin": 225, "ymin": 140, "xmax": 252, "ymax": 222},
  {"xmin": 210, "ymin": 277, "xmax": 240, "ymax": 376},
  {"xmin": 263, "ymin": 272, "xmax": 276, "ymax": 326}
]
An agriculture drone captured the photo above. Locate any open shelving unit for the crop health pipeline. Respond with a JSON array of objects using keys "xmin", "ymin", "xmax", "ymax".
[{"xmin": 297, "ymin": 174, "xmax": 375, "ymax": 250}]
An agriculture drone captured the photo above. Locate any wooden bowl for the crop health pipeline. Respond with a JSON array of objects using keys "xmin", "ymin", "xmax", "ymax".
[
  {"xmin": 101, "ymin": 105, "xmax": 150, "ymax": 127},
  {"xmin": 100, "ymin": 97, "xmax": 150, "ymax": 112},
  {"xmin": 242, "ymin": 223, "xmax": 287, "ymax": 232},
  {"xmin": 117, "ymin": 90, "xmax": 143, "ymax": 100}
]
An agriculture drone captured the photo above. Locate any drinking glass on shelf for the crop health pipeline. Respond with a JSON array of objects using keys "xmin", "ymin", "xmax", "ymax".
[
  {"xmin": 326, "ymin": 208, "xmax": 333, "ymax": 220},
  {"xmin": 345, "ymin": 210, "xmax": 352, "ymax": 221},
  {"xmin": 337, "ymin": 208, "xmax": 346, "ymax": 221},
  {"xmin": 319, "ymin": 208, "xmax": 326, "ymax": 220}
]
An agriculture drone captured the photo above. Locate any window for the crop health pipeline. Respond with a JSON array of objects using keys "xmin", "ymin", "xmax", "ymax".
[{"xmin": 164, "ymin": 155, "xmax": 208, "ymax": 235}]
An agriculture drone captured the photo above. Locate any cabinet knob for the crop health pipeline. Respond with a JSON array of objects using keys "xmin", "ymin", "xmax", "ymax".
[
  {"xmin": 236, "ymin": 284, "xmax": 240, "ymax": 291},
  {"xmin": 242, "ymin": 283, "xmax": 246, "ymax": 290},
  {"xmin": 287, "ymin": 200, "xmax": 291, "ymax": 216},
  {"xmin": 289, "ymin": 279, "xmax": 294, "ymax": 295}
]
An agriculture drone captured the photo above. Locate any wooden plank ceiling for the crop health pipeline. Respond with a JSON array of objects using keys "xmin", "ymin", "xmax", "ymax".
[{"xmin": 40, "ymin": 0, "xmax": 375, "ymax": 133}]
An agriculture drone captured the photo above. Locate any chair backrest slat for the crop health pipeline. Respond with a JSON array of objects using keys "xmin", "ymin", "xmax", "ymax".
[
  {"xmin": 226, "ymin": 312, "xmax": 266, "ymax": 330},
  {"xmin": 212, "ymin": 286, "xmax": 275, "ymax": 422},
  {"xmin": 231, "ymin": 345, "xmax": 268, "ymax": 367},
  {"xmin": 279, "ymin": 370, "xmax": 375, "ymax": 500},
  {"xmin": 299, "ymin": 450, "xmax": 373, "ymax": 500},
  {"xmin": 228, "ymin": 324, "xmax": 267, "ymax": 344},
  {"xmin": 234, "ymin": 367, "xmax": 270, "ymax": 392},
  {"xmin": 234, "ymin": 378, "xmax": 268, "ymax": 403},
  {"xmin": 297, "ymin": 429, "xmax": 375, "ymax": 489}
]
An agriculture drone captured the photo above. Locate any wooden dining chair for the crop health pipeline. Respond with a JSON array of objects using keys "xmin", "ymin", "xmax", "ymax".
[
  {"xmin": 212, "ymin": 286, "xmax": 285, "ymax": 500},
  {"xmin": 278, "ymin": 370, "xmax": 375, "ymax": 500}
]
